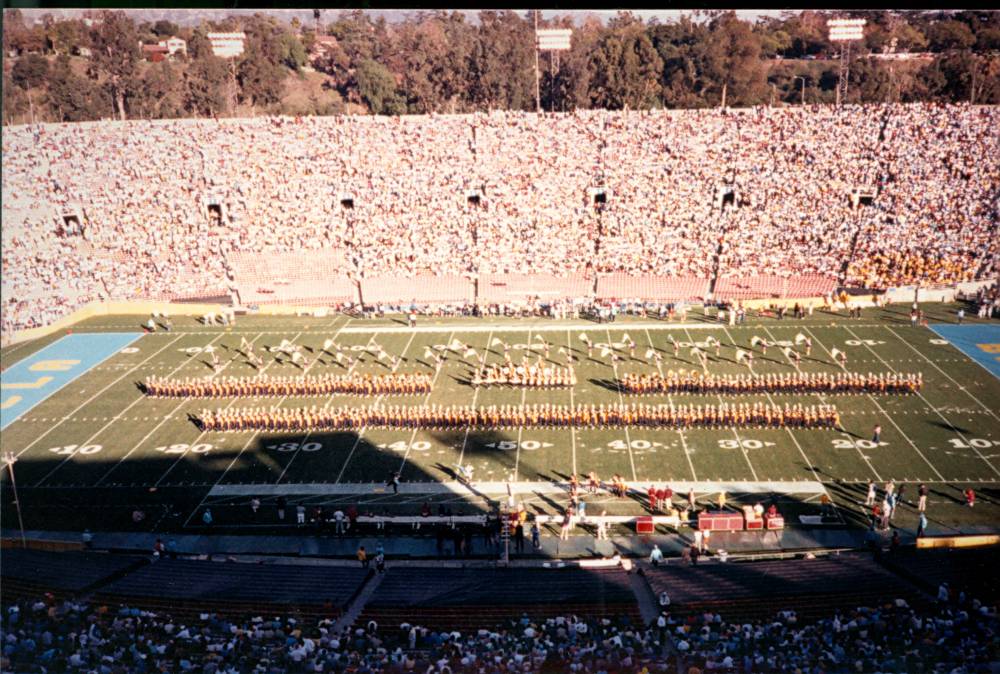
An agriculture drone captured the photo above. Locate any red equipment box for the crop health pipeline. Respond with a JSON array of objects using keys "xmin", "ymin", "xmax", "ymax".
[
  {"xmin": 697, "ymin": 511, "xmax": 744, "ymax": 532},
  {"xmin": 765, "ymin": 515, "xmax": 784, "ymax": 530},
  {"xmin": 743, "ymin": 506, "xmax": 763, "ymax": 530},
  {"xmin": 636, "ymin": 516, "xmax": 654, "ymax": 534}
]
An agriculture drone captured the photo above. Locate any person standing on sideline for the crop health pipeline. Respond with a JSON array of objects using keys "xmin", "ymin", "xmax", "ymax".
[
  {"xmin": 595, "ymin": 512, "xmax": 608, "ymax": 541},
  {"xmin": 717, "ymin": 490, "xmax": 727, "ymax": 511},
  {"xmin": 559, "ymin": 508, "xmax": 572, "ymax": 541},
  {"xmin": 296, "ymin": 504, "xmax": 306, "ymax": 526},
  {"xmin": 865, "ymin": 480, "xmax": 876, "ymax": 506},
  {"xmin": 276, "ymin": 496, "xmax": 287, "ymax": 521},
  {"xmin": 649, "ymin": 544, "xmax": 664, "ymax": 567},
  {"xmin": 251, "ymin": 498, "xmax": 260, "ymax": 515},
  {"xmin": 965, "ymin": 488, "xmax": 976, "ymax": 507},
  {"xmin": 202, "ymin": 508, "xmax": 213, "ymax": 526},
  {"xmin": 531, "ymin": 521, "xmax": 541, "ymax": 549},
  {"xmin": 387, "ymin": 471, "xmax": 400, "ymax": 495},
  {"xmin": 918, "ymin": 483, "xmax": 928, "ymax": 512},
  {"xmin": 917, "ymin": 512, "xmax": 927, "ymax": 538},
  {"xmin": 957, "ymin": 308, "xmax": 965, "ymax": 324},
  {"xmin": 334, "ymin": 508, "xmax": 346, "ymax": 534},
  {"xmin": 688, "ymin": 488, "xmax": 696, "ymax": 510},
  {"xmin": 357, "ymin": 545, "xmax": 369, "ymax": 569},
  {"xmin": 375, "ymin": 552, "xmax": 386, "ymax": 574},
  {"xmin": 514, "ymin": 522, "xmax": 525, "ymax": 554},
  {"xmin": 896, "ymin": 483, "xmax": 906, "ymax": 506},
  {"xmin": 872, "ymin": 424, "xmax": 882, "ymax": 444},
  {"xmin": 693, "ymin": 529, "xmax": 703, "ymax": 553}
]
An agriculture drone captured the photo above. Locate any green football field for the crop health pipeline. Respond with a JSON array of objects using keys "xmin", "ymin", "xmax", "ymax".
[{"xmin": 2, "ymin": 302, "xmax": 998, "ymax": 540}]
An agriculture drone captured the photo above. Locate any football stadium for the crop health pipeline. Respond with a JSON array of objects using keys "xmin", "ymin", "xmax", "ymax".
[{"xmin": 2, "ymin": 8, "xmax": 999, "ymax": 673}]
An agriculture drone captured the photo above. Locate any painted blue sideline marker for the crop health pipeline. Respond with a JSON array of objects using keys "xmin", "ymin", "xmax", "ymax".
[
  {"xmin": 0, "ymin": 333, "xmax": 141, "ymax": 429},
  {"xmin": 929, "ymin": 324, "xmax": 1000, "ymax": 382}
]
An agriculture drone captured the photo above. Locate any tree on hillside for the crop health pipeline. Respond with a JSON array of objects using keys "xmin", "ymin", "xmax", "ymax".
[
  {"xmin": 133, "ymin": 60, "xmax": 185, "ymax": 119},
  {"xmin": 187, "ymin": 27, "xmax": 213, "ymax": 60},
  {"xmin": 186, "ymin": 54, "xmax": 231, "ymax": 116},
  {"xmin": 470, "ymin": 10, "xmax": 534, "ymax": 111},
  {"xmin": 49, "ymin": 54, "xmax": 110, "ymax": 122},
  {"xmin": 11, "ymin": 54, "xmax": 50, "ymax": 89},
  {"xmin": 152, "ymin": 19, "xmax": 179, "ymax": 38},
  {"xmin": 356, "ymin": 58, "xmax": 405, "ymax": 114},
  {"xmin": 2, "ymin": 70, "xmax": 29, "ymax": 122},
  {"xmin": 237, "ymin": 15, "xmax": 288, "ymax": 108},
  {"xmin": 693, "ymin": 12, "xmax": 768, "ymax": 107},
  {"xmin": 925, "ymin": 20, "xmax": 976, "ymax": 52},
  {"xmin": 588, "ymin": 12, "xmax": 663, "ymax": 109},
  {"xmin": 88, "ymin": 11, "xmax": 140, "ymax": 121}
]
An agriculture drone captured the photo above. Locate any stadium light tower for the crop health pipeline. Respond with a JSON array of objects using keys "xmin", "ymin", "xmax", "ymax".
[
  {"xmin": 827, "ymin": 18, "xmax": 866, "ymax": 107},
  {"xmin": 535, "ymin": 20, "xmax": 572, "ymax": 113}
]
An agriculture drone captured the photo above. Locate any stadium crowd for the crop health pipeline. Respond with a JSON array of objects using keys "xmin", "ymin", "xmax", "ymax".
[
  {"xmin": 2, "ymin": 591, "xmax": 997, "ymax": 673},
  {"xmin": 3, "ymin": 103, "xmax": 998, "ymax": 337}
]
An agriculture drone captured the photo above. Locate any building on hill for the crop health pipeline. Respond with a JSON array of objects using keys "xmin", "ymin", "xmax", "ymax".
[{"xmin": 207, "ymin": 32, "xmax": 246, "ymax": 59}]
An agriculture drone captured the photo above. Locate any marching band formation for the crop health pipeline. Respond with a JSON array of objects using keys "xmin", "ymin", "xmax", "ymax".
[
  {"xmin": 197, "ymin": 402, "xmax": 841, "ymax": 433},
  {"xmin": 143, "ymin": 372, "xmax": 433, "ymax": 398},
  {"xmin": 471, "ymin": 363, "xmax": 577, "ymax": 388},
  {"xmin": 620, "ymin": 370, "xmax": 923, "ymax": 395}
]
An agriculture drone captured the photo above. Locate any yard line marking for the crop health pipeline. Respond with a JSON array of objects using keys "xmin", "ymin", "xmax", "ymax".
[
  {"xmin": 275, "ymin": 320, "xmax": 374, "ymax": 484},
  {"xmin": 457, "ymin": 329, "xmax": 494, "ymax": 469},
  {"xmin": 843, "ymin": 326, "xmax": 995, "ymax": 479},
  {"xmin": 800, "ymin": 327, "xmax": 888, "ymax": 482},
  {"xmin": 11, "ymin": 335, "xmax": 183, "ymax": 460},
  {"xmin": 513, "ymin": 328, "xmax": 531, "ymax": 483},
  {"xmin": 885, "ymin": 326, "xmax": 1000, "ymax": 423},
  {"xmin": 725, "ymin": 326, "xmax": 822, "ymax": 486},
  {"xmin": 320, "ymin": 333, "xmax": 391, "ymax": 485},
  {"xmin": 643, "ymin": 326, "xmax": 697, "ymax": 481},
  {"xmin": 181, "ymin": 330, "xmax": 307, "ymax": 526},
  {"xmin": 32, "ymin": 334, "xmax": 220, "ymax": 487},
  {"xmin": 391, "ymin": 331, "xmax": 455, "ymax": 483},
  {"xmin": 606, "ymin": 327, "xmax": 638, "ymax": 482},
  {"xmin": 683, "ymin": 326, "xmax": 757, "ymax": 481},
  {"xmin": 761, "ymin": 324, "xmax": 881, "ymax": 480},
  {"xmin": 145, "ymin": 333, "xmax": 271, "ymax": 487},
  {"xmin": 567, "ymin": 328, "xmax": 578, "ymax": 479}
]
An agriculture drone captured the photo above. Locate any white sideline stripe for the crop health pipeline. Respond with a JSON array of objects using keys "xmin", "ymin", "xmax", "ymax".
[
  {"xmin": 208, "ymin": 480, "xmax": 828, "ymax": 498},
  {"xmin": 13, "ymin": 335, "xmax": 183, "ymax": 461},
  {"xmin": 339, "ymin": 322, "xmax": 740, "ymax": 335}
]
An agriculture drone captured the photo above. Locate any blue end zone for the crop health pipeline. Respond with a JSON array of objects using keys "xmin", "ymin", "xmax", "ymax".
[
  {"xmin": 930, "ymin": 324, "xmax": 1000, "ymax": 382},
  {"xmin": 0, "ymin": 333, "xmax": 141, "ymax": 429}
]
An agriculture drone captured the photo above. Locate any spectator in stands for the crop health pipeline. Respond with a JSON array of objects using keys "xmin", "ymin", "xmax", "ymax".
[{"xmin": 4, "ymin": 105, "xmax": 996, "ymax": 338}]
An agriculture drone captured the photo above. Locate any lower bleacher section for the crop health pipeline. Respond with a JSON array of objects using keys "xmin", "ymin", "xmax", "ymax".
[
  {"xmin": 89, "ymin": 559, "xmax": 370, "ymax": 621},
  {"xmin": 478, "ymin": 273, "xmax": 593, "ymax": 304},
  {"xmin": 879, "ymin": 546, "xmax": 1000, "ymax": 603},
  {"xmin": 0, "ymin": 549, "xmax": 146, "ymax": 602},
  {"xmin": 642, "ymin": 553, "xmax": 923, "ymax": 622},
  {"xmin": 359, "ymin": 567, "xmax": 639, "ymax": 630},
  {"xmin": 596, "ymin": 274, "xmax": 709, "ymax": 302},
  {"xmin": 361, "ymin": 274, "xmax": 474, "ymax": 304},
  {"xmin": 714, "ymin": 274, "xmax": 837, "ymax": 301}
]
